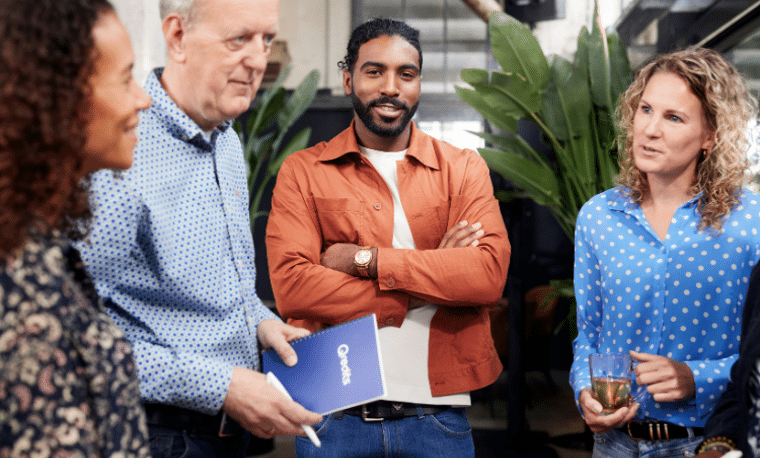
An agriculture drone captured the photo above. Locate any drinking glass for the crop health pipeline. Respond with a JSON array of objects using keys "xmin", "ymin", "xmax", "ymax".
[{"xmin": 589, "ymin": 353, "xmax": 633, "ymax": 414}]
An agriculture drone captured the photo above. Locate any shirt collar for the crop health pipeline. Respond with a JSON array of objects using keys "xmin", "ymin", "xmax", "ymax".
[
  {"xmin": 318, "ymin": 120, "xmax": 440, "ymax": 171},
  {"xmin": 606, "ymin": 187, "xmax": 702, "ymax": 213},
  {"xmin": 144, "ymin": 68, "xmax": 231, "ymax": 151}
]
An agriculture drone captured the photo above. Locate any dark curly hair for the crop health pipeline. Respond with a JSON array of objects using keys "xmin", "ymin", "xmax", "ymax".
[
  {"xmin": 338, "ymin": 18, "xmax": 422, "ymax": 74},
  {"xmin": 0, "ymin": 0, "xmax": 114, "ymax": 258}
]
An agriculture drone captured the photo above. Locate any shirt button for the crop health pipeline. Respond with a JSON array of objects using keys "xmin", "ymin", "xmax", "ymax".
[
  {"xmin": 374, "ymin": 203, "xmax": 382, "ymax": 210},
  {"xmin": 385, "ymin": 318, "xmax": 395, "ymax": 326},
  {"xmin": 387, "ymin": 278, "xmax": 395, "ymax": 287}
]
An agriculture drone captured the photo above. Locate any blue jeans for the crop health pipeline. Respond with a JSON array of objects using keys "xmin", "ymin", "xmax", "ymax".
[
  {"xmin": 148, "ymin": 425, "xmax": 251, "ymax": 458},
  {"xmin": 592, "ymin": 427, "xmax": 701, "ymax": 458},
  {"xmin": 295, "ymin": 407, "xmax": 474, "ymax": 458}
]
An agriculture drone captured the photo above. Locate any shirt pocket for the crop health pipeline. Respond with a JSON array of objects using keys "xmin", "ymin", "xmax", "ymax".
[
  {"xmin": 406, "ymin": 198, "xmax": 450, "ymax": 249},
  {"xmin": 313, "ymin": 197, "xmax": 363, "ymax": 247}
]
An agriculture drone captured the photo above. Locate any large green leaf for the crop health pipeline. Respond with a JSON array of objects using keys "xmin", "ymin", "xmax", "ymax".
[
  {"xmin": 460, "ymin": 68, "xmax": 490, "ymax": 85},
  {"xmin": 461, "ymin": 70, "xmax": 541, "ymax": 116},
  {"xmin": 608, "ymin": 33, "xmax": 633, "ymax": 108},
  {"xmin": 272, "ymin": 69, "xmax": 319, "ymax": 154},
  {"xmin": 251, "ymin": 87, "xmax": 287, "ymax": 138},
  {"xmin": 277, "ymin": 69, "xmax": 320, "ymax": 131},
  {"xmin": 472, "ymin": 85, "xmax": 537, "ymax": 120},
  {"xmin": 488, "ymin": 11, "xmax": 550, "ymax": 91},
  {"xmin": 479, "ymin": 147, "xmax": 561, "ymax": 207},
  {"xmin": 587, "ymin": 0, "xmax": 613, "ymax": 112},
  {"xmin": 454, "ymin": 86, "xmax": 518, "ymax": 134},
  {"xmin": 470, "ymin": 130, "xmax": 550, "ymax": 169},
  {"xmin": 456, "ymin": 4, "xmax": 630, "ymax": 244},
  {"xmin": 268, "ymin": 127, "xmax": 312, "ymax": 176},
  {"xmin": 542, "ymin": 56, "xmax": 591, "ymax": 142},
  {"xmin": 549, "ymin": 57, "xmax": 593, "ymax": 179},
  {"xmin": 247, "ymin": 66, "xmax": 292, "ymax": 136}
]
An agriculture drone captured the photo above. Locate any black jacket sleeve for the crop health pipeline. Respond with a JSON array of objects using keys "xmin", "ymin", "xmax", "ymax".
[{"xmin": 701, "ymin": 261, "xmax": 760, "ymax": 454}]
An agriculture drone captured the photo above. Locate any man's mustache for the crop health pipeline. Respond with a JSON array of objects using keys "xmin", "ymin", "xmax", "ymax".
[{"xmin": 368, "ymin": 97, "xmax": 409, "ymax": 111}]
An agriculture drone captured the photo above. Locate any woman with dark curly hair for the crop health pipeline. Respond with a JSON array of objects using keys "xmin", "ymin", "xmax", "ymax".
[
  {"xmin": 570, "ymin": 47, "xmax": 760, "ymax": 457},
  {"xmin": 0, "ymin": 0, "xmax": 151, "ymax": 456}
]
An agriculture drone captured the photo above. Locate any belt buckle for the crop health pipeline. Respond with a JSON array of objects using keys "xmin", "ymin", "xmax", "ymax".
[
  {"xmin": 361, "ymin": 404, "xmax": 383, "ymax": 422},
  {"xmin": 626, "ymin": 420, "xmax": 669, "ymax": 441},
  {"xmin": 627, "ymin": 420, "xmax": 646, "ymax": 441},
  {"xmin": 218, "ymin": 412, "xmax": 234, "ymax": 437}
]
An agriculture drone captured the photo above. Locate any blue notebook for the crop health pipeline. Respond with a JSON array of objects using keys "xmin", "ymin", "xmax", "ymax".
[{"xmin": 261, "ymin": 313, "xmax": 387, "ymax": 415}]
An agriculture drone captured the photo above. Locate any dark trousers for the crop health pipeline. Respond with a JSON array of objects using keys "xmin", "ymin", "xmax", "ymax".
[{"xmin": 147, "ymin": 425, "xmax": 251, "ymax": 458}]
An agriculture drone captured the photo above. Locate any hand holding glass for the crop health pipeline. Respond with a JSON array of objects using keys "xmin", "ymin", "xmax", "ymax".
[{"xmin": 589, "ymin": 353, "xmax": 633, "ymax": 414}]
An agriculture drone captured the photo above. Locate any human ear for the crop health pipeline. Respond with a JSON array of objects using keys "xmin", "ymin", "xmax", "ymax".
[
  {"xmin": 701, "ymin": 130, "xmax": 716, "ymax": 152},
  {"xmin": 342, "ymin": 69, "xmax": 353, "ymax": 96},
  {"xmin": 162, "ymin": 13, "xmax": 187, "ymax": 64}
]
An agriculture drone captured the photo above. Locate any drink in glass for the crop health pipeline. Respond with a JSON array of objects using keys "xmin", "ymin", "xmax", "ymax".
[{"xmin": 589, "ymin": 353, "xmax": 633, "ymax": 414}]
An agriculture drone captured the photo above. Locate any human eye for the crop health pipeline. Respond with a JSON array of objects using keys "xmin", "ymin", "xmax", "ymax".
[
  {"xmin": 263, "ymin": 34, "xmax": 275, "ymax": 46},
  {"xmin": 226, "ymin": 34, "xmax": 249, "ymax": 50},
  {"xmin": 669, "ymin": 114, "xmax": 682, "ymax": 123}
]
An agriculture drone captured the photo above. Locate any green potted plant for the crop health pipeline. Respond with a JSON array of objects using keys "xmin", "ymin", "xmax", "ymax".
[
  {"xmin": 233, "ymin": 65, "xmax": 320, "ymax": 233},
  {"xmin": 457, "ymin": 2, "xmax": 633, "ymax": 333},
  {"xmin": 456, "ymin": 2, "xmax": 632, "ymax": 242}
]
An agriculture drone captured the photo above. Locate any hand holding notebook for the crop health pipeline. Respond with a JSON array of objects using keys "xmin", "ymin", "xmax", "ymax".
[{"xmin": 261, "ymin": 314, "xmax": 387, "ymax": 415}]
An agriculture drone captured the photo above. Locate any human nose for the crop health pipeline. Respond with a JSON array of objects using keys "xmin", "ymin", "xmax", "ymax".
[
  {"xmin": 243, "ymin": 35, "xmax": 271, "ymax": 74},
  {"xmin": 380, "ymin": 74, "xmax": 400, "ymax": 97},
  {"xmin": 132, "ymin": 80, "xmax": 151, "ymax": 111},
  {"xmin": 642, "ymin": 114, "xmax": 661, "ymax": 138}
]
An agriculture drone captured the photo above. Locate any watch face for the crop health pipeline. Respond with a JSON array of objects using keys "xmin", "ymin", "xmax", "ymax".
[{"xmin": 355, "ymin": 248, "xmax": 372, "ymax": 266}]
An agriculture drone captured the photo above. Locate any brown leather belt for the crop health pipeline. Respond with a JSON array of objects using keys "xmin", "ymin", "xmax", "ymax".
[
  {"xmin": 619, "ymin": 420, "xmax": 703, "ymax": 441},
  {"xmin": 340, "ymin": 401, "xmax": 450, "ymax": 422}
]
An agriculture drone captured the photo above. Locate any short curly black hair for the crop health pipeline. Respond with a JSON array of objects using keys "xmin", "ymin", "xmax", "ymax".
[
  {"xmin": 0, "ymin": 0, "xmax": 114, "ymax": 257},
  {"xmin": 338, "ymin": 18, "xmax": 422, "ymax": 74}
]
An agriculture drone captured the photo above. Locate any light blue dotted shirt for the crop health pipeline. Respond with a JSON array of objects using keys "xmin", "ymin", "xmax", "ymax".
[
  {"xmin": 77, "ymin": 68, "xmax": 277, "ymax": 414},
  {"xmin": 570, "ymin": 187, "xmax": 760, "ymax": 426}
]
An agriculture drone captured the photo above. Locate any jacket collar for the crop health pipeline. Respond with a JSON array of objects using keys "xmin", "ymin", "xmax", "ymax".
[{"xmin": 318, "ymin": 120, "xmax": 440, "ymax": 171}]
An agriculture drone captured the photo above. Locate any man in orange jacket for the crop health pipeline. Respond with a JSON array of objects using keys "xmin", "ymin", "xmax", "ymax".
[{"xmin": 266, "ymin": 17, "xmax": 511, "ymax": 457}]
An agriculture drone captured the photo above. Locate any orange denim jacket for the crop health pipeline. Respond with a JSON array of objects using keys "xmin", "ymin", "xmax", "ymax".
[{"xmin": 266, "ymin": 121, "xmax": 510, "ymax": 396}]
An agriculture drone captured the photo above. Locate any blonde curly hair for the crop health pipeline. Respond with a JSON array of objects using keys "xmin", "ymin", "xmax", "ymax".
[{"xmin": 616, "ymin": 47, "xmax": 757, "ymax": 232}]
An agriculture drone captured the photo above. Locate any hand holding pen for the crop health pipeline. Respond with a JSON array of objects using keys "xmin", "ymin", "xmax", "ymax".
[{"xmin": 267, "ymin": 372, "xmax": 322, "ymax": 447}]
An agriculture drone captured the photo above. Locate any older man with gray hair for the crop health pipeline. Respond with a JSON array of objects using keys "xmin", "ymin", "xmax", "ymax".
[{"xmin": 76, "ymin": 0, "xmax": 322, "ymax": 456}]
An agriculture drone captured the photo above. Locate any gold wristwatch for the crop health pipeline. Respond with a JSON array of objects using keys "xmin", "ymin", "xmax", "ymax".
[{"xmin": 354, "ymin": 246, "xmax": 373, "ymax": 277}]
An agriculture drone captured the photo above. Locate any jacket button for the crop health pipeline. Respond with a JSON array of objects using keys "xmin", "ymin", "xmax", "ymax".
[
  {"xmin": 385, "ymin": 318, "xmax": 395, "ymax": 325},
  {"xmin": 374, "ymin": 203, "xmax": 382, "ymax": 210},
  {"xmin": 387, "ymin": 278, "xmax": 395, "ymax": 287}
]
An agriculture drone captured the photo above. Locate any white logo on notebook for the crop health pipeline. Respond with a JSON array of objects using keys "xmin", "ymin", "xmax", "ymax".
[{"xmin": 337, "ymin": 344, "xmax": 351, "ymax": 385}]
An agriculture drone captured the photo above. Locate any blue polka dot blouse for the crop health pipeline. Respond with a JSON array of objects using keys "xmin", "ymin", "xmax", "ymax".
[
  {"xmin": 570, "ymin": 187, "xmax": 760, "ymax": 426},
  {"xmin": 77, "ymin": 68, "xmax": 277, "ymax": 414}
]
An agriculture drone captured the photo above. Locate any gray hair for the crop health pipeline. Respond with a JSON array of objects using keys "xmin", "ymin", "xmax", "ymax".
[{"xmin": 159, "ymin": 0, "xmax": 198, "ymax": 22}]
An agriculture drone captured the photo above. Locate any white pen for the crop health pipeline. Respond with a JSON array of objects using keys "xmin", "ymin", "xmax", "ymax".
[{"xmin": 266, "ymin": 371, "xmax": 322, "ymax": 448}]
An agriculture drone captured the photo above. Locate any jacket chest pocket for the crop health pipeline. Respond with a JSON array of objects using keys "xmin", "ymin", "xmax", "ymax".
[
  {"xmin": 313, "ymin": 197, "xmax": 363, "ymax": 246},
  {"xmin": 406, "ymin": 198, "xmax": 453, "ymax": 249}
]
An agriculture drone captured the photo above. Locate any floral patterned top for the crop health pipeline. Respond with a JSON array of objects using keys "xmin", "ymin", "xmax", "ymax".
[{"xmin": 0, "ymin": 234, "xmax": 150, "ymax": 458}]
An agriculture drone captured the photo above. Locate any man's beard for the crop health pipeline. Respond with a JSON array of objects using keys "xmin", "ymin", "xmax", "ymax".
[{"xmin": 351, "ymin": 93, "xmax": 419, "ymax": 138}]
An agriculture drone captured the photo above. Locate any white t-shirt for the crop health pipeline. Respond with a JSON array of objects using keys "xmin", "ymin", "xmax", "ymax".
[{"xmin": 361, "ymin": 145, "xmax": 470, "ymax": 406}]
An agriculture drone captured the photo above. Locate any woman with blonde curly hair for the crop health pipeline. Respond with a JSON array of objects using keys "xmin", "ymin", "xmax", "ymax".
[
  {"xmin": 570, "ymin": 47, "xmax": 760, "ymax": 458},
  {"xmin": 0, "ymin": 0, "xmax": 151, "ymax": 456}
]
